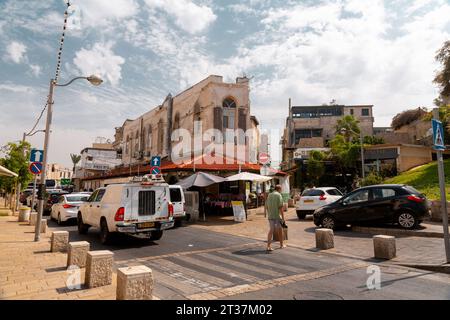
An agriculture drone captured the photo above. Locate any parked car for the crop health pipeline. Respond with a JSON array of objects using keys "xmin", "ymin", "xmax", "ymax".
[
  {"xmin": 296, "ymin": 187, "xmax": 343, "ymax": 219},
  {"xmin": 169, "ymin": 185, "xmax": 186, "ymax": 227},
  {"xmin": 77, "ymin": 175, "xmax": 175, "ymax": 244},
  {"xmin": 44, "ymin": 190, "xmax": 69, "ymax": 214},
  {"xmin": 50, "ymin": 193, "xmax": 91, "ymax": 225},
  {"xmin": 313, "ymin": 184, "xmax": 429, "ymax": 230},
  {"xmin": 20, "ymin": 190, "xmax": 33, "ymax": 205}
]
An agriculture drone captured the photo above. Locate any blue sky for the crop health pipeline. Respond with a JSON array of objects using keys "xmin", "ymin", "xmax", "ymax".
[{"xmin": 1, "ymin": 0, "xmax": 449, "ymax": 167}]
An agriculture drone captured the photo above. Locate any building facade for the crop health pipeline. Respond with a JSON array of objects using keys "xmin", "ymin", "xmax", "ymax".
[
  {"xmin": 114, "ymin": 75, "xmax": 260, "ymax": 167},
  {"xmin": 45, "ymin": 163, "xmax": 72, "ymax": 180}
]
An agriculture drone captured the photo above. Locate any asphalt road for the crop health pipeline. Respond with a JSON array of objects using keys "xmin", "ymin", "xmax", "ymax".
[{"xmin": 46, "ymin": 218, "xmax": 450, "ymax": 300}]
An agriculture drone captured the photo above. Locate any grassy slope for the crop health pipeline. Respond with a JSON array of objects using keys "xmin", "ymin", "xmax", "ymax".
[{"xmin": 384, "ymin": 159, "xmax": 450, "ymax": 200}]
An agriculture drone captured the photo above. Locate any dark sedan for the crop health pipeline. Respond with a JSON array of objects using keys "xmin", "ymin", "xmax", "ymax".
[{"xmin": 313, "ymin": 184, "xmax": 429, "ymax": 230}]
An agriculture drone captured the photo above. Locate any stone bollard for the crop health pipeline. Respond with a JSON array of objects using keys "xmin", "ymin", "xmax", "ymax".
[
  {"xmin": 116, "ymin": 265, "xmax": 154, "ymax": 300},
  {"xmin": 19, "ymin": 207, "xmax": 31, "ymax": 222},
  {"xmin": 67, "ymin": 241, "xmax": 90, "ymax": 268},
  {"xmin": 40, "ymin": 219, "xmax": 47, "ymax": 234},
  {"xmin": 85, "ymin": 250, "xmax": 114, "ymax": 288},
  {"xmin": 315, "ymin": 228, "xmax": 334, "ymax": 250},
  {"xmin": 29, "ymin": 212, "xmax": 38, "ymax": 226},
  {"xmin": 373, "ymin": 235, "xmax": 396, "ymax": 260},
  {"xmin": 51, "ymin": 231, "xmax": 69, "ymax": 252}
]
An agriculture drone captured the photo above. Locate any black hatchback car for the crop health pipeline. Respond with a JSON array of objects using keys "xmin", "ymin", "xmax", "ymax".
[{"xmin": 313, "ymin": 184, "xmax": 429, "ymax": 230}]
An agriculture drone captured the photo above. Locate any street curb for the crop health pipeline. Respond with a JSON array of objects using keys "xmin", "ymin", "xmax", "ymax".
[
  {"xmin": 398, "ymin": 263, "xmax": 450, "ymax": 274},
  {"xmin": 352, "ymin": 226, "xmax": 444, "ymax": 239}
]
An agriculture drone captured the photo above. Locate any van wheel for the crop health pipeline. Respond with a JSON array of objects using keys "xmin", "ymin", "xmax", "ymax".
[
  {"xmin": 100, "ymin": 219, "xmax": 113, "ymax": 245},
  {"xmin": 149, "ymin": 230, "xmax": 163, "ymax": 241},
  {"xmin": 296, "ymin": 211, "xmax": 307, "ymax": 220},
  {"xmin": 77, "ymin": 213, "xmax": 90, "ymax": 234}
]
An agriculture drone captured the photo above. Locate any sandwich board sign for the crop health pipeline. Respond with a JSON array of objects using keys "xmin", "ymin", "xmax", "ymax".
[
  {"xmin": 432, "ymin": 119, "xmax": 446, "ymax": 151},
  {"xmin": 231, "ymin": 201, "xmax": 246, "ymax": 222}
]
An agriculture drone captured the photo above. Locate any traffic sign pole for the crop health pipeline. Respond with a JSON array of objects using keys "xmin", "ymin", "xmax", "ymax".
[{"xmin": 433, "ymin": 108, "xmax": 450, "ymax": 263}]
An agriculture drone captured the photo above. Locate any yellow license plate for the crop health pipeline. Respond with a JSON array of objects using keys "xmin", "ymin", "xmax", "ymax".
[
  {"xmin": 137, "ymin": 222, "xmax": 155, "ymax": 229},
  {"xmin": 303, "ymin": 200, "xmax": 314, "ymax": 203}
]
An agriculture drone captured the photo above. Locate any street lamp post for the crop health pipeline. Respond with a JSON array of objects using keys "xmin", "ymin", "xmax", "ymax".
[{"xmin": 34, "ymin": 75, "xmax": 102, "ymax": 242}]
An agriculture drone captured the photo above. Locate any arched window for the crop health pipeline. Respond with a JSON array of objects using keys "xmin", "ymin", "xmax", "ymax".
[
  {"xmin": 157, "ymin": 120, "xmax": 164, "ymax": 154},
  {"xmin": 173, "ymin": 112, "xmax": 180, "ymax": 131},
  {"xmin": 142, "ymin": 127, "xmax": 146, "ymax": 153},
  {"xmin": 134, "ymin": 130, "xmax": 139, "ymax": 156},
  {"xmin": 222, "ymin": 97, "xmax": 236, "ymax": 129}
]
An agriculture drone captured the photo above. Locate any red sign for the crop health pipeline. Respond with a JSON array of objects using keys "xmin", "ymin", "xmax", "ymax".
[
  {"xmin": 29, "ymin": 162, "xmax": 42, "ymax": 175},
  {"xmin": 259, "ymin": 152, "xmax": 270, "ymax": 165}
]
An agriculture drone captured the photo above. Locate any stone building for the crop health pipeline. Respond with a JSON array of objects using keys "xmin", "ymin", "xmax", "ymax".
[
  {"xmin": 45, "ymin": 163, "xmax": 72, "ymax": 181},
  {"xmin": 114, "ymin": 75, "xmax": 260, "ymax": 167}
]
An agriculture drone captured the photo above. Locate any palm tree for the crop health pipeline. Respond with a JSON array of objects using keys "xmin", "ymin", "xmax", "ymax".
[
  {"xmin": 335, "ymin": 115, "xmax": 360, "ymax": 142},
  {"xmin": 70, "ymin": 154, "xmax": 81, "ymax": 175}
]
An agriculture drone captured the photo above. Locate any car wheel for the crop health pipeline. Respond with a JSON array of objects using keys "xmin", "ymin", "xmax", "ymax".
[
  {"xmin": 149, "ymin": 230, "xmax": 163, "ymax": 241},
  {"xmin": 321, "ymin": 215, "xmax": 336, "ymax": 230},
  {"xmin": 397, "ymin": 212, "xmax": 418, "ymax": 229},
  {"xmin": 77, "ymin": 213, "xmax": 90, "ymax": 235},
  {"xmin": 100, "ymin": 219, "xmax": 113, "ymax": 245},
  {"xmin": 296, "ymin": 210, "xmax": 307, "ymax": 220}
]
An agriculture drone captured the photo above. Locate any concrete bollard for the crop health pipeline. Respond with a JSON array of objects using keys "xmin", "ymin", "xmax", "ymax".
[
  {"xmin": 19, "ymin": 207, "xmax": 31, "ymax": 222},
  {"xmin": 40, "ymin": 219, "xmax": 47, "ymax": 234},
  {"xmin": 29, "ymin": 212, "xmax": 38, "ymax": 226},
  {"xmin": 51, "ymin": 231, "xmax": 69, "ymax": 252},
  {"xmin": 67, "ymin": 241, "xmax": 90, "ymax": 268},
  {"xmin": 373, "ymin": 235, "xmax": 396, "ymax": 260},
  {"xmin": 315, "ymin": 228, "xmax": 334, "ymax": 250},
  {"xmin": 85, "ymin": 250, "xmax": 114, "ymax": 288},
  {"xmin": 116, "ymin": 265, "xmax": 154, "ymax": 300}
]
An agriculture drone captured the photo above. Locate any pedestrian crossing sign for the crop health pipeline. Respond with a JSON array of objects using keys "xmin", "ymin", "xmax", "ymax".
[{"xmin": 432, "ymin": 119, "xmax": 446, "ymax": 150}]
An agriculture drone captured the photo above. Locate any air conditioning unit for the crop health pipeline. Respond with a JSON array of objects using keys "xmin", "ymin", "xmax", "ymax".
[{"xmin": 184, "ymin": 191, "xmax": 200, "ymax": 222}]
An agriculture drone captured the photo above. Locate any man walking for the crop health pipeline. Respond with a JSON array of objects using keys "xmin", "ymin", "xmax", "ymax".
[{"xmin": 266, "ymin": 185, "xmax": 286, "ymax": 252}]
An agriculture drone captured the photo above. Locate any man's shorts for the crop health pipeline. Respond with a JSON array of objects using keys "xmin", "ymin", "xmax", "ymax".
[{"xmin": 268, "ymin": 219, "xmax": 282, "ymax": 232}]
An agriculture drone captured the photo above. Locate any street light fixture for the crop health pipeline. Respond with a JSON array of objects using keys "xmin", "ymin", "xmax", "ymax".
[{"xmin": 34, "ymin": 75, "xmax": 103, "ymax": 242}]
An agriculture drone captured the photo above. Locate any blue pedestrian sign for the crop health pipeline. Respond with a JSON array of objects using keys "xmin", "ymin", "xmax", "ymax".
[
  {"xmin": 432, "ymin": 119, "xmax": 446, "ymax": 151},
  {"xmin": 151, "ymin": 166, "xmax": 161, "ymax": 175},
  {"xmin": 151, "ymin": 156, "xmax": 161, "ymax": 167},
  {"xmin": 29, "ymin": 162, "xmax": 43, "ymax": 175},
  {"xmin": 30, "ymin": 149, "xmax": 44, "ymax": 163}
]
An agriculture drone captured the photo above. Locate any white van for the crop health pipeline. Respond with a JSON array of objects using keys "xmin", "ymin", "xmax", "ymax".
[
  {"xmin": 169, "ymin": 185, "xmax": 186, "ymax": 226},
  {"xmin": 77, "ymin": 175, "xmax": 175, "ymax": 244}
]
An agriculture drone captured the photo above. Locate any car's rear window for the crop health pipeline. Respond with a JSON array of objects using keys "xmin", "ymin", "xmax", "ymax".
[
  {"xmin": 302, "ymin": 189, "xmax": 325, "ymax": 197},
  {"xmin": 403, "ymin": 186, "xmax": 422, "ymax": 196},
  {"xmin": 170, "ymin": 188, "xmax": 182, "ymax": 202},
  {"xmin": 66, "ymin": 196, "xmax": 89, "ymax": 202},
  {"xmin": 326, "ymin": 189, "xmax": 342, "ymax": 196}
]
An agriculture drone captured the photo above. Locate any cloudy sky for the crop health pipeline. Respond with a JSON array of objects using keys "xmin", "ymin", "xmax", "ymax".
[{"xmin": 0, "ymin": 0, "xmax": 449, "ymax": 167}]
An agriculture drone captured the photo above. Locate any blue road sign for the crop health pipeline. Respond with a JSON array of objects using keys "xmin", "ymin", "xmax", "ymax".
[
  {"xmin": 29, "ymin": 162, "xmax": 43, "ymax": 175},
  {"xmin": 151, "ymin": 156, "xmax": 161, "ymax": 167},
  {"xmin": 432, "ymin": 119, "xmax": 446, "ymax": 151},
  {"xmin": 151, "ymin": 166, "xmax": 161, "ymax": 175},
  {"xmin": 30, "ymin": 149, "xmax": 44, "ymax": 163}
]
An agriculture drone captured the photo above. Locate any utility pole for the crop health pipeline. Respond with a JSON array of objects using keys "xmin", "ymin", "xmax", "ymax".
[
  {"xmin": 35, "ymin": 79, "xmax": 54, "ymax": 242},
  {"xmin": 433, "ymin": 108, "xmax": 450, "ymax": 263}
]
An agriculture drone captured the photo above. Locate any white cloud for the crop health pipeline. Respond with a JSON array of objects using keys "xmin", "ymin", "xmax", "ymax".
[
  {"xmin": 0, "ymin": 83, "xmax": 34, "ymax": 93},
  {"xmin": 73, "ymin": 0, "xmax": 139, "ymax": 28},
  {"xmin": 4, "ymin": 41, "xmax": 27, "ymax": 64},
  {"xmin": 29, "ymin": 64, "xmax": 42, "ymax": 77},
  {"xmin": 145, "ymin": 0, "xmax": 217, "ymax": 34},
  {"xmin": 72, "ymin": 42, "xmax": 125, "ymax": 86}
]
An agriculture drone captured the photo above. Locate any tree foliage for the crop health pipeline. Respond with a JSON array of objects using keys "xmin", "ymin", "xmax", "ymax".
[
  {"xmin": 361, "ymin": 171, "xmax": 383, "ymax": 187},
  {"xmin": 70, "ymin": 153, "xmax": 81, "ymax": 173},
  {"xmin": 363, "ymin": 135, "xmax": 385, "ymax": 145},
  {"xmin": 391, "ymin": 107, "xmax": 427, "ymax": 130},
  {"xmin": 0, "ymin": 141, "xmax": 32, "ymax": 193},
  {"xmin": 307, "ymin": 150, "xmax": 326, "ymax": 186},
  {"xmin": 434, "ymin": 40, "xmax": 450, "ymax": 100},
  {"xmin": 335, "ymin": 115, "xmax": 360, "ymax": 142},
  {"xmin": 329, "ymin": 134, "xmax": 361, "ymax": 169}
]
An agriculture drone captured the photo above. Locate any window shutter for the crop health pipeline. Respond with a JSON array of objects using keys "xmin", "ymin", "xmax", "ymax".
[
  {"xmin": 214, "ymin": 107, "xmax": 223, "ymax": 130},
  {"xmin": 238, "ymin": 109, "xmax": 247, "ymax": 131}
]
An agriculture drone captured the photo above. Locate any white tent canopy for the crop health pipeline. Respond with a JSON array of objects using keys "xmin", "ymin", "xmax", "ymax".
[
  {"xmin": 0, "ymin": 165, "xmax": 18, "ymax": 177},
  {"xmin": 178, "ymin": 172, "xmax": 225, "ymax": 189},
  {"xmin": 225, "ymin": 172, "xmax": 272, "ymax": 182}
]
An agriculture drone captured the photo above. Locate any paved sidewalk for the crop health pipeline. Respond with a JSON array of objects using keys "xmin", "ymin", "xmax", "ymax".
[
  {"xmin": 0, "ymin": 215, "xmax": 117, "ymax": 300},
  {"xmin": 192, "ymin": 208, "xmax": 449, "ymax": 266}
]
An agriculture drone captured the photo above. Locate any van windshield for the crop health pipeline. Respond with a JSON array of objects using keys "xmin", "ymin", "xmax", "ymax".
[
  {"xmin": 46, "ymin": 180, "xmax": 56, "ymax": 188},
  {"xmin": 170, "ymin": 188, "xmax": 182, "ymax": 202}
]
